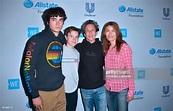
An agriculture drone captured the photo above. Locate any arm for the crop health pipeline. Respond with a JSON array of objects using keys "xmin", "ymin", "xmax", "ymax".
[
  {"xmin": 123, "ymin": 44, "xmax": 135, "ymax": 102},
  {"xmin": 20, "ymin": 38, "xmax": 40, "ymax": 98}
]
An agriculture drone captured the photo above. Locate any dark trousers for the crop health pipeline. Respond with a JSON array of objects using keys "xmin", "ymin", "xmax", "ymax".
[{"xmin": 65, "ymin": 89, "xmax": 78, "ymax": 111}]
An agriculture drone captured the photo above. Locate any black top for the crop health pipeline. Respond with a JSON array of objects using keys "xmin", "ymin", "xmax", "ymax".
[
  {"xmin": 20, "ymin": 27, "xmax": 66, "ymax": 98},
  {"xmin": 75, "ymin": 38, "xmax": 105, "ymax": 89}
]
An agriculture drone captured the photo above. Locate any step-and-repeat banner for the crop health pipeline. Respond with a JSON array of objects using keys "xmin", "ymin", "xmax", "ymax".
[{"xmin": 0, "ymin": 0, "xmax": 173, "ymax": 111}]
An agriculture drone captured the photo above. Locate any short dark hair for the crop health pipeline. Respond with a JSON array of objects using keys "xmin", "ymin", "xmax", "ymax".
[
  {"xmin": 42, "ymin": 7, "xmax": 67, "ymax": 27},
  {"xmin": 64, "ymin": 26, "xmax": 81, "ymax": 37},
  {"xmin": 81, "ymin": 19, "xmax": 99, "ymax": 36}
]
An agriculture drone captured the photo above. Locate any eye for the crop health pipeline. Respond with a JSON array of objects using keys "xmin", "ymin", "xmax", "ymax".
[
  {"xmin": 51, "ymin": 17, "xmax": 56, "ymax": 21},
  {"xmin": 59, "ymin": 18, "xmax": 64, "ymax": 22}
]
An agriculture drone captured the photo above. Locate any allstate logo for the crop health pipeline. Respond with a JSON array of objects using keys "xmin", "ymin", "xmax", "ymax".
[
  {"xmin": 119, "ymin": 5, "xmax": 126, "ymax": 12},
  {"xmin": 134, "ymin": 90, "xmax": 144, "ymax": 100},
  {"xmin": 23, "ymin": 0, "xmax": 33, "ymax": 8},
  {"xmin": 149, "ymin": 48, "xmax": 156, "ymax": 55}
]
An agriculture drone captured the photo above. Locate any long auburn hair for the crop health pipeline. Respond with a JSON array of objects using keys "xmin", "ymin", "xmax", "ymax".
[{"xmin": 101, "ymin": 21, "xmax": 126, "ymax": 55}]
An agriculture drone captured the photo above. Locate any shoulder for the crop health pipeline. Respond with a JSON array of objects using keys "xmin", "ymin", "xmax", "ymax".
[
  {"xmin": 95, "ymin": 38, "xmax": 102, "ymax": 45},
  {"xmin": 121, "ymin": 43, "xmax": 132, "ymax": 54},
  {"xmin": 74, "ymin": 48, "xmax": 80, "ymax": 55},
  {"xmin": 26, "ymin": 33, "xmax": 41, "ymax": 44},
  {"xmin": 58, "ymin": 31, "xmax": 66, "ymax": 44},
  {"xmin": 75, "ymin": 43, "xmax": 82, "ymax": 50},
  {"xmin": 122, "ymin": 43, "xmax": 131, "ymax": 49}
]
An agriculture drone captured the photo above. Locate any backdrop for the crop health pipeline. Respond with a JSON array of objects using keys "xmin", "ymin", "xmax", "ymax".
[{"xmin": 0, "ymin": 0, "xmax": 173, "ymax": 111}]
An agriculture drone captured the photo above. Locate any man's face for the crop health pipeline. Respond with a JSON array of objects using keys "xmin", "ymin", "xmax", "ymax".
[
  {"xmin": 48, "ymin": 16, "xmax": 64, "ymax": 36},
  {"xmin": 84, "ymin": 24, "xmax": 97, "ymax": 43},
  {"xmin": 66, "ymin": 30, "xmax": 79, "ymax": 48}
]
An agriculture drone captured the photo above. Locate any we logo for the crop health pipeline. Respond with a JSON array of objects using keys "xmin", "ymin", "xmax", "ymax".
[{"xmin": 8, "ymin": 79, "xmax": 20, "ymax": 90}]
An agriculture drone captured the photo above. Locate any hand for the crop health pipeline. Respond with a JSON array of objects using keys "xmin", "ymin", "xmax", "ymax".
[
  {"xmin": 127, "ymin": 96, "xmax": 134, "ymax": 102},
  {"xmin": 32, "ymin": 97, "xmax": 43, "ymax": 109}
]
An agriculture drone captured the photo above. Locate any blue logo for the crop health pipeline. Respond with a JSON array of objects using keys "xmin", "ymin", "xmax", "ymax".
[
  {"xmin": 86, "ymin": 2, "xmax": 95, "ymax": 13},
  {"xmin": 149, "ymin": 48, "xmax": 172, "ymax": 58},
  {"xmin": 154, "ymin": 107, "xmax": 161, "ymax": 111},
  {"xmin": 34, "ymin": 2, "xmax": 58, "ymax": 8},
  {"xmin": 162, "ymin": 85, "xmax": 170, "ymax": 97},
  {"xmin": 170, "ymin": 68, "xmax": 173, "ymax": 76},
  {"xmin": 8, "ymin": 79, "xmax": 20, "ymax": 90},
  {"xmin": 163, "ymin": 85, "xmax": 169, "ymax": 95},
  {"xmin": 149, "ymin": 48, "xmax": 171, "ymax": 55},
  {"xmin": 28, "ymin": 27, "xmax": 39, "ymax": 38},
  {"xmin": 162, "ymin": 8, "xmax": 170, "ymax": 20},
  {"xmin": 120, "ymin": 28, "xmax": 127, "ymax": 38},
  {"xmin": 134, "ymin": 90, "xmax": 144, "ymax": 100},
  {"xmin": 23, "ymin": 0, "xmax": 34, "ymax": 8},
  {"xmin": 149, "ymin": 48, "xmax": 156, "ymax": 55},
  {"xmin": 154, "ymin": 29, "xmax": 162, "ymax": 38},
  {"xmin": 84, "ymin": 2, "xmax": 96, "ymax": 16},
  {"xmin": 23, "ymin": 0, "xmax": 58, "ymax": 10},
  {"xmin": 163, "ymin": 8, "xmax": 170, "ymax": 17},
  {"xmin": 138, "ymin": 70, "xmax": 145, "ymax": 79},
  {"xmin": 118, "ymin": 5, "xmax": 143, "ymax": 17},
  {"xmin": 119, "ymin": 6, "xmax": 126, "ymax": 12},
  {"xmin": 134, "ymin": 90, "xmax": 143, "ymax": 95}
]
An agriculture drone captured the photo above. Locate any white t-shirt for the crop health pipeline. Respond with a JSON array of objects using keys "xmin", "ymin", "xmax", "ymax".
[{"xmin": 62, "ymin": 44, "xmax": 80, "ymax": 93}]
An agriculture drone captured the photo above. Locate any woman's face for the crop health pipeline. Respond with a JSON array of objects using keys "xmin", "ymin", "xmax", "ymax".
[{"xmin": 105, "ymin": 25, "xmax": 117, "ymax": 42}]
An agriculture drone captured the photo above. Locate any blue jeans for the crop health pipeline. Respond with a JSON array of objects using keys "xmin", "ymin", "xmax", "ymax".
[
  {"xmin": 106, "ymin": 88, "xmax": 129, "ymax": 111},
  {"xmin": 80, "ymin": 86, "xmax": 107, "ymax": 111}
]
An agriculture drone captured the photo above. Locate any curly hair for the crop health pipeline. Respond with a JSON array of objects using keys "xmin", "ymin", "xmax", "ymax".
[{"xmin": 42, "ymin": 7, "xmax": 67, "ymax": 27}]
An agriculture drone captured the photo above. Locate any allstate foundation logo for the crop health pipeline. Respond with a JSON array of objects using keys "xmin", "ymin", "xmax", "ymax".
[
  {"xmin": 134, "ymin": 90, "xmax": 144, "ymax": 100},
  {"xmin": 162, "ymin": 85, "xmax": 170, "ymax": 97},
  {"xmin": 118, "ymin": 5, "xmax": 143, "ymax": 17},
  {"xmin": 23, "ymin": 0, "xmax": 33, "ymax": 8},
  {"xmin": 23, "ymin": 0, "xmax": 58, "ymax": 13},
  {"xmin": 162, "ymin": 8, "xmax": 170, "ymax": 20},
  {"xmin": 46, "ymin": 41, "xmax": 62, "ymax": 68},
  {"xmin": 149, "ymin": 48, "xmax": 172, "ymax": 58},
  {"xmin": 84, "ymin": 2, "xmax": 96, "ymax": 17}
]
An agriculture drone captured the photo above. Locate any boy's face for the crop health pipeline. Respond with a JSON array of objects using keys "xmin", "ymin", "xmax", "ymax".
[
  {"xmin": 66, "ymin": 30, "xmax": 79, "ymax": 48},
  {"xmin": 48, "ymin": 16, "xmax": 64, "ymax": 36}
]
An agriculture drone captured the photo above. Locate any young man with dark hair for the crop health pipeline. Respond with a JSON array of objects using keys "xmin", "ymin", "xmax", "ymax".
[
  {"xmin": 62, "ymin": 26, "xmax": 81, "ymax": 111},
  {"xmin": 20, "ymin": 7, "xmax": 67, "ymax": 111}
]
